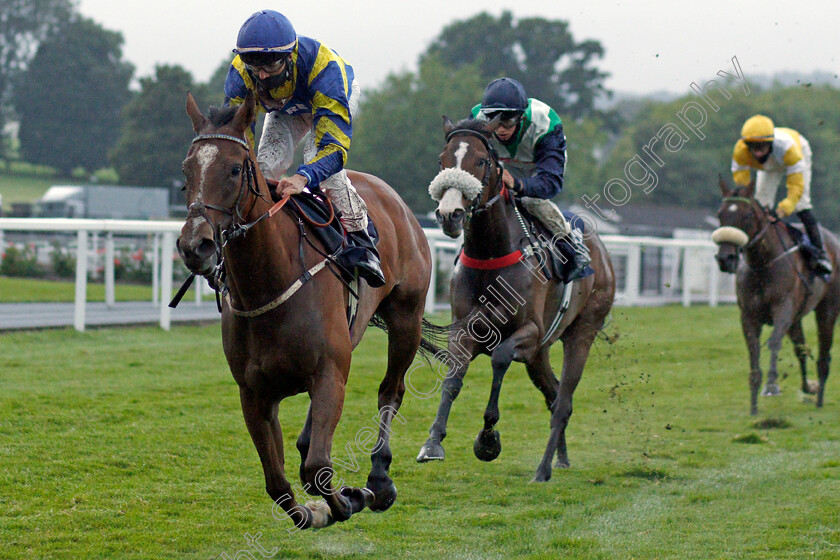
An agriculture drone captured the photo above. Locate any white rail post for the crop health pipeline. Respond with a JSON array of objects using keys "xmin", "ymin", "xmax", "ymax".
[
  {"xmin": 152, "ymin": 233, "xmax": 160, "ymax": 306},
  {"xmin": 626, "ymin": 243, "xmax": 641, "ymax": 305},
  {"xmin": 159, "ymin": 231, "xmax": 175, "ymax": 330},
  {"xmin": 682, "ymin": 247, "xmax": 692, "ymax": 307},
  {"xmin": 105, "ymin": 231, "xmax": 115, "ymax": 308},
  {"xmin": 708, "ymin": 249, "xmax": 719, "ymax": 307},
  {"xmin": 74, "ymin": 230, "xmax": 88, "ymax": 332},
  {"xmin": 426, "ymin": 238, "xmax": 438, "ymax": 314}
]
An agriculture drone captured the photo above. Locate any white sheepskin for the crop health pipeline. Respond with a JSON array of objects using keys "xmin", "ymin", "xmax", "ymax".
[
  {"xmin": 428, "ymin": 167, "xmax": 484, "ymax": 202},
  {"xmin": 711, "ymin": 226, "xmax": 749, "ymax": 247}
]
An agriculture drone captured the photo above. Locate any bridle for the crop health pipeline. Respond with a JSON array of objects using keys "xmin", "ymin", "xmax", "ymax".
[
  {"xmin": 444, "ymin": 128, "xmax": 506, "ymax": 215},
  {"xmin": 186, "ymin": 133, "xmax": 270, "ymax": 245},
  {"xmin": 722, "ymin": 194, "xmax": 807, "ymax": 282}
]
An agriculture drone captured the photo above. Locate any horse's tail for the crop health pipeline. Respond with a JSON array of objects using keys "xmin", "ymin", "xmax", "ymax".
[{"xmin": 368, "ymin": 314, "xmax": 467, "ymax": 365}]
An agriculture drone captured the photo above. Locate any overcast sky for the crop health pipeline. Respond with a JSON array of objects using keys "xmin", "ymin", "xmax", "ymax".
[{"xmin": 77, "ymin": 0, "xmax": 839, "ymax": 96}]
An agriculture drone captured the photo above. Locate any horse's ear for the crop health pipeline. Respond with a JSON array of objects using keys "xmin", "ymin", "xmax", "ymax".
[
  {"xmin": 483, "ymin": 114, "xmax": 502, "ymax": 134},
  {"xmin": 186, "ymin": 92, "xmax": 207, "ymax": 133},
  {"xmin": 442, "ymin": 116, "xmax": 454, "ymax": 137},
  {"xmin": 718, "ymin": 174, "xmax": 732, "ymax": 197},
  {"xmin": 231, "ymin": 90, "xmax": 256, "ymax": 134}
]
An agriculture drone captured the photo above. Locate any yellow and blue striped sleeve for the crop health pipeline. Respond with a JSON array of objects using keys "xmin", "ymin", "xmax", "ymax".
[{"xmin": 294, "ymin": 43, "xmax": 354, "ymax": 188}]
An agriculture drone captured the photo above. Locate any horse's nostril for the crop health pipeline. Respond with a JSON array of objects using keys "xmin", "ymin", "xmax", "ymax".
[
  {"xmin": 196, "ymin": 238, "xmax": 216, "ymax": 261},
  {"xmin": 435, "ymin": 209, "xmax": 444, "ymax": 224},
  {"xmin": 452, "ymin": 209, "xmax": 465, "ymax": 221}
]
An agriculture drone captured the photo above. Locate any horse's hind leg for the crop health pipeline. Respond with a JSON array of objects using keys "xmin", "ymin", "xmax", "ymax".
[
  {"xmin": 533, "ymin": 323, "xmax": 596, "ymax": 482},
  {"xmin": 366, "ymin": 300, "xmax": 424, "ymax": 511},
  {"xmin": 239, "ymin": 386, "xmax": 313, "ymax": 531},
  {"xmin": 523, "ymin": 348, "xmax": 560, "ymax": 463},
  {"xmin": 814, "ymin": 302, "xmax": 838, "ymax": 407},
  {"xmin": 788, "ymin": 320, "xmax": 817, "ymax": 394}
]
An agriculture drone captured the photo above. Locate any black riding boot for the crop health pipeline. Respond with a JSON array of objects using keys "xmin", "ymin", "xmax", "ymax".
[
  {"xmin": 344, "ymin": 229, "xmax": 386, "ymax": 287},
  {"xmin": 798, "ymin": 209, "xmax": 833, "ymax": 276},
  {"xmin": 563, "ymin": 230, "xmax": 592, "ymax": 283}
]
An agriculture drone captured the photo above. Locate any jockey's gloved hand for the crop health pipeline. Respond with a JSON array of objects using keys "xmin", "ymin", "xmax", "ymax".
[{"xmin": 511, "ymin": 178, "xmax": 524, "ymax": 196}]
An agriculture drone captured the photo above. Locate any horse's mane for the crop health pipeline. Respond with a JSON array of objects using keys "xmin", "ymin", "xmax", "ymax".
[{"xmin": 207, "ymin": 104, "xmax": 239, "ymax": 128}]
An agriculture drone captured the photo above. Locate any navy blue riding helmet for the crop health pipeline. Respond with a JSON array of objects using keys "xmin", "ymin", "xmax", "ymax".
[
  {"xmin": 480, "ymin": 78, "xmax": 527, "ymax": 117},
  {"xmin": 233, "ymin": 10, "xmax": 297, "ymax": 68}
]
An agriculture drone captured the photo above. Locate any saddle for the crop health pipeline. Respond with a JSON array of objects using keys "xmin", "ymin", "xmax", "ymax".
[
  {"xmin": 271, "ymin": 186, "xmax": 379, "ymax": 283},
  {"xmin": 517, "ymin": 204, "xmax": 594, "ymax": 283}
]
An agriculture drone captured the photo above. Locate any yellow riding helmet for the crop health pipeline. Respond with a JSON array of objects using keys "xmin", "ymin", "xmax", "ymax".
[{"xmin": 740, "ymin": 115, "xmax": 775, "ymax": 142}]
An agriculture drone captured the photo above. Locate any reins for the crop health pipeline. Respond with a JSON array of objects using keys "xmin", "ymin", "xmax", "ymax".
[{"xmin": 170, "ymin": 133, "xmax": 347, "ymax": 313}]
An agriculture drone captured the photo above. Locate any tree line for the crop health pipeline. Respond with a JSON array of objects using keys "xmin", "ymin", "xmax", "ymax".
[{"xmin": 3, "ymin": 3, "xmax": 840, "ymax": 227}]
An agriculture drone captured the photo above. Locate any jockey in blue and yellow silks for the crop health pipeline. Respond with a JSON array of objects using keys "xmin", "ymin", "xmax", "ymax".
[
  {"xmin": 224, "ymin": 9, "xmax": 384, "ymax": 287},
  {"xmin": 732, "ymin": 114, "xmax": 832, "ymax": 276}
]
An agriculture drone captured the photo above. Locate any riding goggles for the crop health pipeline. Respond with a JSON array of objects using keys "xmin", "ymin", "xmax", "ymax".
[
  {"xmin": 240, "ymin": 52, "xmax": 290, "ymax": 74},
  {"xmin": 483, "ymin": 110, "xmax": 523, "ymax": 129}
]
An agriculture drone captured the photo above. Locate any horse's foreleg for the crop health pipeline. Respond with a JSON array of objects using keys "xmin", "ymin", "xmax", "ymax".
[
  {"xmin": 533, "ymin": 324, "xmax": 595, "ymax": 482},
  {"xmin": 741, "ymin": 313, "xmax": 763, "ymax": 415},
  {"xmin": 304, "ymin": 367, "xmax": 370, "ymax": 526},
  {"xmin": 417, "ymin": 335, "xmax": 475, "ymax": 463},
  {"xmin": 765, "ymin": 307, "xmax": 795, "ymax": 397},
  {"xmin": 788, "ymin": 321, "xmax": 816, "ymax": 394},
  {"xmin": 474, "ymin": 323, "xmax": 540, "ymax": 462},
  {"xmin": 239, "ymin": 386, "xmax": 312, "ymax": 531}
]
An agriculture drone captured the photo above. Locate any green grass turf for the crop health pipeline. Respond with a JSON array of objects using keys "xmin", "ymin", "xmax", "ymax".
[{"xmin": 1, "ymin": 306, "xmax": 839, "ymax": 559}]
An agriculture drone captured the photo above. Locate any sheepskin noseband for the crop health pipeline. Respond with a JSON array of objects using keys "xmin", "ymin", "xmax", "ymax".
[
  {"xmin": 428, "ymin": 167, "xmax": 484, "ymax": 202},
  {"xmin": 711, "ymin": 226, "xmax": 749, "ymax": 247}
]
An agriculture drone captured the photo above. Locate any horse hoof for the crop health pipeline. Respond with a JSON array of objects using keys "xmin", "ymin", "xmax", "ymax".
[
  {"xmin": 473, "ymin": 429, "xmax": 501, "ymax": 462},
  {"xmin": 762, "ymin": 384, "xmax": 781, "ymax": 397},
  {"xmin": 305, "ymin": 501, "xmax": 334, "ymax": 529},
  {"xmin": 804, "ymin": 380, "xmax": 819, "ymax": 394},
  {"xmin": 554, "ymin": 458, "xmax": 570, "ymax": 469},
  {"xmin": 416, "ymin": 440, "xmax": 445, "ymax": 462},
  {"xmin": 339, "ymin": 486, "xmax": 374, "ymax": 515},
  {"xmin": 366, "ymin": 480, "xmax": 397, "ymax": 512}
]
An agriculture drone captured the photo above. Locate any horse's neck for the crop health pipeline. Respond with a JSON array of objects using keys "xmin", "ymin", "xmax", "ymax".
[
  {"xmin": 223, "ymin": 200, "xmax": 300, "ymax": 308},
  {"xmin": 744, "ymin": 221, "xmax": 792, "ymax": 266},
  {"xmin": 463, "ymin": 198, "xmax": 521, "ymax": 259}
]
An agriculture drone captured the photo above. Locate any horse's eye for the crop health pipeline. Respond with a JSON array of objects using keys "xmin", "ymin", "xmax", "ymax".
[
  {"xmin": 477, "ymin": 159, "xmax": 486, "ymax": 168},
  {"xmin": 438, "ymin": 158, "xmax": 443, "ymax": 169},
  {"xmin": 231, "ymin": 164, "xmax": 242, "ymax": 177}
]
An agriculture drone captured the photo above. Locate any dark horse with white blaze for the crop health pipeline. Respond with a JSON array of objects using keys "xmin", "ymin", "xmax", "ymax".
[
  {"xmin": 177, "ymin": 91, "xmax": 438, "ymax": 529},
  {"xmin": 713, "ymin": 178, "xmax": 840, "ymax": 414},
  {"xmin": 416, "ymin": 116, "xmax": 615, "ymax": 482}
]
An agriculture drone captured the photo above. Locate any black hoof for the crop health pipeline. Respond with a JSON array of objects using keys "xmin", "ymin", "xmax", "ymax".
[
  {"xmin": 339, "ymin": 486, "xmax": 372, "ymax": 516},
  {"xmin": 416, "ymin": 440, "xmax": 445, "ymax": 462},
  {"xmin": 762, "ymin": 383, "xmax": 781, "ymax": 397},
  {"xmin": 473, "ymin": 429, "xmax": 501, "ymax": 462},
  {"xmin": 366, "ymin": 479, "xmax": 397, "ymax": 512},
  {"xmin": 531, "ymin": 470, "xmax": 551, "ymax": 483}
]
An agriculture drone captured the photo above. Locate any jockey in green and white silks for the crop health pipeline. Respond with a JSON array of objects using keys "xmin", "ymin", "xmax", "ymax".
[
  {"xmin": 224, "ymin": 9, "xmax": 384, "ymax": 287},
  {"xmin": 472, "ymin": 77, "xmax": 590, "ymax": 281}
]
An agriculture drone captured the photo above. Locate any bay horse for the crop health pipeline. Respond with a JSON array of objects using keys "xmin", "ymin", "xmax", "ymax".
[
  {"xmin": 416, "ymin": 116, "xmax": 615, "ymax": 482},
  {"xmin": 177, "ymin": 91, "xmax": 437, "ymax": 529},
  {"xmin": 713, "ymin": 178, "xmax": 840, "ymax": 414}
]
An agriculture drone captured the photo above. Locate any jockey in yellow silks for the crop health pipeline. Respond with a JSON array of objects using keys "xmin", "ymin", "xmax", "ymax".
[
  {"xmin": 732, "ymin": 114, "xmax": 832, "ymax": 275},
  {"xmin": 224, "ymin": 9, "xmax": 384, "ymax": 287}
]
